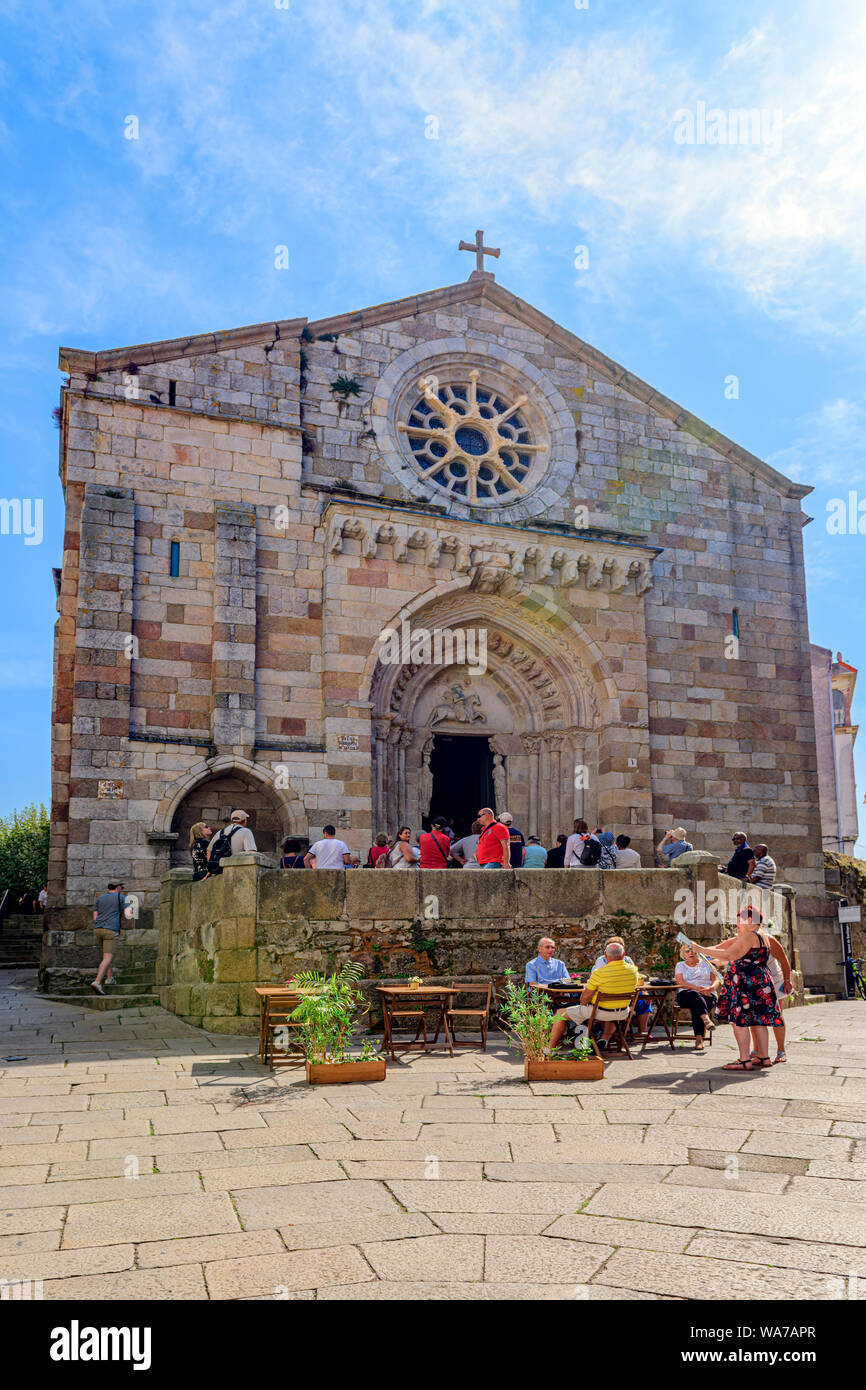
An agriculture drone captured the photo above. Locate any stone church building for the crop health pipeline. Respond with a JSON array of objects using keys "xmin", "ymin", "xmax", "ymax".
[{"xmin": 50, "ymin": 241, "xmax": 833, "ymax": 980}]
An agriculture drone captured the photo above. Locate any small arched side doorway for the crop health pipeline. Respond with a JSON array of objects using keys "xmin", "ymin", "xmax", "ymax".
[{"xmin": 168, "ymin": 771, "xmax": 289, "ymax": 868}]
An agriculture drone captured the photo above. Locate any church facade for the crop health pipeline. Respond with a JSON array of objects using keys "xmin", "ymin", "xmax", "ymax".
[{"xmin": 50, "ymin": 251, "xmax": 834, "ymax": 980}]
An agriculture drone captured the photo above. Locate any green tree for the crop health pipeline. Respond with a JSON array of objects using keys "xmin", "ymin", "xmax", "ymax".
[{"xmin": 0, "ymin": 803, "xmax": 50, "ymax": 902}]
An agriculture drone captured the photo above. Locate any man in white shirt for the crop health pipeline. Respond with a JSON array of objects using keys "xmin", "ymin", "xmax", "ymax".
[
  {"xmin": 614, "ymin": 835, "xmax": 641, "ymax": 868},
  {"xmin": 305, "ymin": 825, "xmax": 351, "ymax": 869}
]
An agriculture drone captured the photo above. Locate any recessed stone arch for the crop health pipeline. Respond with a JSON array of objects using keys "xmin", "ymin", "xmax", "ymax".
[
  {"xmin": 367, "ymin": 586, "xmax": 616, "ymax": 842},
  {"xmin": 152, "ymin": 755, "xmax": 306, "ymax": 868}
]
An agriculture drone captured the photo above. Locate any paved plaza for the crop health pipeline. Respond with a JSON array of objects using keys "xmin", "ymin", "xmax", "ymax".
[{"xmin": 1, "ymin": 970, "xmax": 865, "ymax": 1301}]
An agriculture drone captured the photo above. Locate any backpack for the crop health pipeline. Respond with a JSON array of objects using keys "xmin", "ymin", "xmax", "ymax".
[
  {"xmin": 207, "ymin": 825, "xmax": 240, "ymax": 874},
  {"xmin": 579, "ymin": 837, "xmax": 602, "ymax": 867}
]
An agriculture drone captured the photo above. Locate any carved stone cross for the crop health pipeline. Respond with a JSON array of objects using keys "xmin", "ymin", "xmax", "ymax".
[{"xmin": 459, "ymin": 229, "xmax": 500, "ymax": 280}]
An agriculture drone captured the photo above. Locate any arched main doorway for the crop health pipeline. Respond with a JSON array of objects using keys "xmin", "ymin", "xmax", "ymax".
[{"xmin": 368, "ymin": 593, "xmax": 606, "ymax": 845}]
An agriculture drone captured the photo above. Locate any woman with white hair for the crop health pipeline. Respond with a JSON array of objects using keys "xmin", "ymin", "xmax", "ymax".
[{"xmin": 675, "ymin": 942, "xmax": 720, "ymax": 1052}]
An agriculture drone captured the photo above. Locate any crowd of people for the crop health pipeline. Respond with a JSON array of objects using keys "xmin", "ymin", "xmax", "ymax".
[
  {"xmin": 186, "ymin": 809, "xmax": 779, "ymax": 886},
  {"xmin": 529, "ymin": 902, "xmax": 793, "ymax": 1066}
]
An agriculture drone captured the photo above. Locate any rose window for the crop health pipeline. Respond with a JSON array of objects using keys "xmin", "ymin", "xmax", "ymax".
[{"xmin": 397, "ymin": 369, "xmax": 546, "ymax": 503}]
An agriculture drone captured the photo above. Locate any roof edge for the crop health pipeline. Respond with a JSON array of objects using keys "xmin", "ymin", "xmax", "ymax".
[{"xmin": 58, "ymin": 317, "xmax": 308, "ymax": 374}]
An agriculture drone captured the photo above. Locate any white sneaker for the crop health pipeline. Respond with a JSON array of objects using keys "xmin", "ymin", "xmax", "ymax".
[{"xmin": 90, "ymin": 981, "xmax": 105, "ymax": 996}]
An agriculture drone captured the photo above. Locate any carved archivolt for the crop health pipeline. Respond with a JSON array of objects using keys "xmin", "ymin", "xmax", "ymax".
[
  {"xmin": 327, "ymin": 514, "xmax": 654, "ymax": 595},
  {"xmin": 369, "ymin": 623, "xmax": 600, "ymax": 729}
]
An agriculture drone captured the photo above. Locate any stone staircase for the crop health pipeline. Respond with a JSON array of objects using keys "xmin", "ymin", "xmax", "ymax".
[
  {"xmin": 0, "ymin": 914, "xmax": 44, "ymax": 968},
  {"xmin": 39, "ymin": 927, "xmax": 160, "ymax": 1011}
]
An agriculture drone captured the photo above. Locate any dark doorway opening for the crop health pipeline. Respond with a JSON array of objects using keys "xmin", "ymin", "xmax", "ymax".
[{"xmin": 426, "ymin": 735, "xmax": 495, "ymax": 837}]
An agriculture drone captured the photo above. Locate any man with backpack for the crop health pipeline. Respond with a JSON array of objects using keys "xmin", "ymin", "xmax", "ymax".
[
  {"xmin": 207, "ymin": 810, "xmax": 257, "ymax": 875},
  {"xmin": 91, "ymin": 881, "xmax": 130, "ymax": 996}
]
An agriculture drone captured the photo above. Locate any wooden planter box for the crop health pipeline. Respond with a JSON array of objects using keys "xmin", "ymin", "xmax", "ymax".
[
  {"xmin": 305, "ymin": 1058, "xmax": 386, "ymax": 1085},
  {"xmin": 523, "ymin": 1057, "xmax": 604, "ymax": 1082}
]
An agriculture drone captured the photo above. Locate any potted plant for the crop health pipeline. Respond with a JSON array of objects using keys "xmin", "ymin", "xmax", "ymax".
[
  {"xmin": 407, "ymin": 975, "xmax": 423, "ymax": 990},
  {"xmin": 289, "ymin": 961, "xmax": 386, "ymax": 1084},
  {"xmin": 499, "ymin": 974, "xmax": 604, "ymax": 1081}
]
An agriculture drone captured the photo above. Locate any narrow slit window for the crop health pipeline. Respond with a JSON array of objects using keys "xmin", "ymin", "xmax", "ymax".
[
  {"xmin": 732, "ymin": 607, "xmax": 740, "ymax": 639},
  {"xmin": 168, "ymin": 379, "xmax": 177, "ymax": 407},
  {"xmin": 170, "ymin": 541, "xmax": 180, "ymax": 577}
]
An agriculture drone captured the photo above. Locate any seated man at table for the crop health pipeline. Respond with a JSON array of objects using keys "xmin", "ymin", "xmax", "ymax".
[
  {"xmin": 591, "ymin": 936, "xmax": 650, "ymax": 1036},
  {"xmin": 547, "ymin": 943, "xmax": 639, "ymax": 1052},
  {"xmin": 525, "ymin": 937, "xmax": 571, "ymax": 990}
]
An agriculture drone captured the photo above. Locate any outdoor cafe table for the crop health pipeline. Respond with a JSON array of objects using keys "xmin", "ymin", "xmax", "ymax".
[
  {"xmin": 376, "ymin": 985, "xmax": 457, "ymax": 1059},
  {"xmin": 637, "ymin": 983, "xmax": 679, "ymax": 1055},
  {"xmin": 254, "ymin": 985, "xmax": 313, "ymax": 1065}
]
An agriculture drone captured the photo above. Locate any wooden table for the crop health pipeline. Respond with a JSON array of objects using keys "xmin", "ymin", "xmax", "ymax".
[
  {"xmin": 376, "ymin": 986, "xmax": 457, "ymax": 1059},
  {"xmin": 254, "ymin": 986, "xmax": 312, "ymax": 1065},
  {"xmin": 637, "ymin": 983, "xmax": 679, "ymax": 1055}
]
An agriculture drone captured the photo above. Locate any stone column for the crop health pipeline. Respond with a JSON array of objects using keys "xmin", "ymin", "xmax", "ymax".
[
  {"xmin": 212, "ymin": 503, "xmax": 257, "ymax": 755},
  {"xmin": 546, "ymin": 734, "xmax": 565, "ymax": 842},
  {"xmin": 521, "ymin": 734, "xmax": 542, "ymax": 835}
]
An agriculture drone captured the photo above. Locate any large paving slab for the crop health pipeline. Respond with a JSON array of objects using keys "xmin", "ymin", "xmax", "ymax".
[{"xmin": 2, "ymin": 971, "xmax": 866, "ymax": 1301}]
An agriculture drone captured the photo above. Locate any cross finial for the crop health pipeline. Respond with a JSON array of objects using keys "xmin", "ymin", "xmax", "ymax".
[{"xmin": 459, "ymin": 229, "xmax": 500, "ymax": 281}]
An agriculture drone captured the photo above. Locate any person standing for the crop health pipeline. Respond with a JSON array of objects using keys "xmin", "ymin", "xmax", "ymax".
[
  {"xmin": 614, "ymin": 835, "xmax": 641, "ymax": 867},
  {"xmin": 564, "ymin": 822, "xmax": 599, "ymax": 867},
  {"xmin": 387, "ymin": 826, "xmax": 419, "ymax": 868},
  {"xmin": 475, "ymin": 807, "xmax": 510, "ymax": 868},
  {"xmin": 419, "ymin": 816, "xmax": 452, "ymax": 867},
  {"xmin": 305, "ymin": 825, "xmax": 351, "ymax": 868},
  {"xmin": 751, "ymin": 921, "xmax": 792, "ymax": 1064},
  {"xmin": 366, "ymin": 833, "xmax": 391, "ymax": 868},
  {"xmin": 523, "ymin": 836, "xmax": 548, "ymax": 867},
  {"xmin": 702, "ymin": 907, "xmax": 783, "ymax": 1070},
  {"xmin": 657, "ymin": 826, "xmax": 693, "ymax": 866},
  {"xmin": 598, "ymin": 830, "xmax": 617, "ymax": 869},
  {"xmin": 280, "ymin": 837, "xmax": 308, "ymax": 868},
  {"xmin": 90, "ymin": 881, "xmax": 128, "ymax": 996},
  {"xmin": 451, "ymin": 820, "xmax": 482, "ymax": 867},
  {"xmin": 207, "ymin": 810, "xmax": 257, "ymax": 874},
  {"xmin": 37, "ymin": 885, "xmax": 48, "ymax": 912},
  {"xmin": 189, "ymin": 822, "xmax": 213, "ymax": 881},
  {"xmin": 498, "ymin": 812, "xmax": 525, "ymax": 867},
  {"xmin": 545, "ymin": 834, "xmax": 568, "ymax": 868}
]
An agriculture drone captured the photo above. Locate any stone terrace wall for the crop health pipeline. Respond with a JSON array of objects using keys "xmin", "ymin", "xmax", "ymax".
[{"xmin": 157, "ymin": 853, "xmax": 801, "ymax": 1034}]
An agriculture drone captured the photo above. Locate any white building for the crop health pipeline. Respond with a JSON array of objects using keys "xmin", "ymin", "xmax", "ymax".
[{"xmin": 810, "ymin": 646, "xmax": 859, "ymax": 854}]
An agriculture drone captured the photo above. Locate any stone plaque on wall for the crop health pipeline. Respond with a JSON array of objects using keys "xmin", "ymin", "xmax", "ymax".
[
  {"xmin": 97, "ymin": 780, "xmax": 123, "ymax": 799},
  {"xmin": 336, "ymin": 735, "xmax": 359, "ymax": 751}
]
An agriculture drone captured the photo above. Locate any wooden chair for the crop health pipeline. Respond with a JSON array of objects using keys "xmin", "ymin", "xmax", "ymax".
[
  {"xmin": 381, "ymin": 990, "xmax": 453, "ymax": 1059},
  {"xmin": 262, "ymin": 991, "xmax": 306, "ymax": 1071},
  {"xmin": 446, "ymin": 980, "xmax": 493, "ymax": 1051},
  {"xmin": 671, "ymin": 997, "xmax": 716, "ymax": 1047},
  {"xmin": 584, "ymin": 990, "xmax": 640, "ymax": 1060}
]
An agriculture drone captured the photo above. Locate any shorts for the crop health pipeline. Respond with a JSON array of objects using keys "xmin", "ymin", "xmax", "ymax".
[
  {"xmin": 564, "ymin": 1002, "xmax": 631, "ymax": 1024},
  {"xmin": 94, "ymin": 928, "xmax": 119, "ymax": 951},
  {"xmin": 480, "ymin": 862, "xmax": 502, "ymax": 869},
  {"xmin": 634, "ymin": 997, "xmax": 651, "ymax": 1016}
]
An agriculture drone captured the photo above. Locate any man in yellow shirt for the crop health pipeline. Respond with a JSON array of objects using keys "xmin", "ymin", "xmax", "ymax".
[{"xmin": 547, "ymin": 942, "xmax": 639, "ymax": 1051}]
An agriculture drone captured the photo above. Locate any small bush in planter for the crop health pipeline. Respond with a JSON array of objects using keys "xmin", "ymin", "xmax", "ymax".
[
  {"xmin": 289, "ymin": 961, "xmax": 384, "ymax": 1081},
  {"xmin": 498, "ymin": 972, "xmax": 553, "ymax": 1061}
]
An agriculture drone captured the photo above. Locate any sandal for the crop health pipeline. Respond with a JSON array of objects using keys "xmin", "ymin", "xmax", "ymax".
[
  {"xmin": 722, "ymin": 1059, "xmax": 754, "ymax": 1070},
  {"xmin": 774, "ymin": 1050, "xmax": 787, "ymax": 1064},
  {"xmin": 695, "ymin": 1039, "xmax": 704, "ymax": 1051},
  {"xmin": 758, "ymin": 1056, "xmax": 772, "ymax": 1068}
]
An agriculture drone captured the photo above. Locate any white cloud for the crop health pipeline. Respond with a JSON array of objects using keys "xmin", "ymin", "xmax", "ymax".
[{"xmin": 768, "ymin": 397, "xmax": 866, "ymax": 488}]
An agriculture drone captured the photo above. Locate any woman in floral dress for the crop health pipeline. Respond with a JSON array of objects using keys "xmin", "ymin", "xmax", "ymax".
[{"xmin": 702, "ymin": 906, "xmax": 782, "ymax": 1070}]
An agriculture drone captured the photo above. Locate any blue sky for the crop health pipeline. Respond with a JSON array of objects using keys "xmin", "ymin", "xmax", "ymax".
[{"xmin": 2, "ymin": 0, "xmax": 865, "ymax": 850}]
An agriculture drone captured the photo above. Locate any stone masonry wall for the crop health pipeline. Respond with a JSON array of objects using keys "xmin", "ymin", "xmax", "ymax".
[
  {"xmin": 157, "ymin": 854, "xmax": 801, "ymax": 1035},
  {"xmin": 49, "ymin": 280, "xmax": 827, "ymax": 989}
]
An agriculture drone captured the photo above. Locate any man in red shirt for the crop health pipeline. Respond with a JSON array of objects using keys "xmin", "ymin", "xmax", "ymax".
[
  {"xmin": 419, "ymin": 817, "xmax": 452, "ymax": 867},
  {"xmin": 475, "ymin": 807, "xmax": 511, "ymax": 868}
]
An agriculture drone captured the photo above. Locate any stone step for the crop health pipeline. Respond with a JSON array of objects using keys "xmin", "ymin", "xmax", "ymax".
[
  {"xmin": 43, "ymin": 992, "xmax": 160, "ymax": 1012},
  {"xmin": 803, "ymin": 991, "xmax": 841, "ymax": 1005}
]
